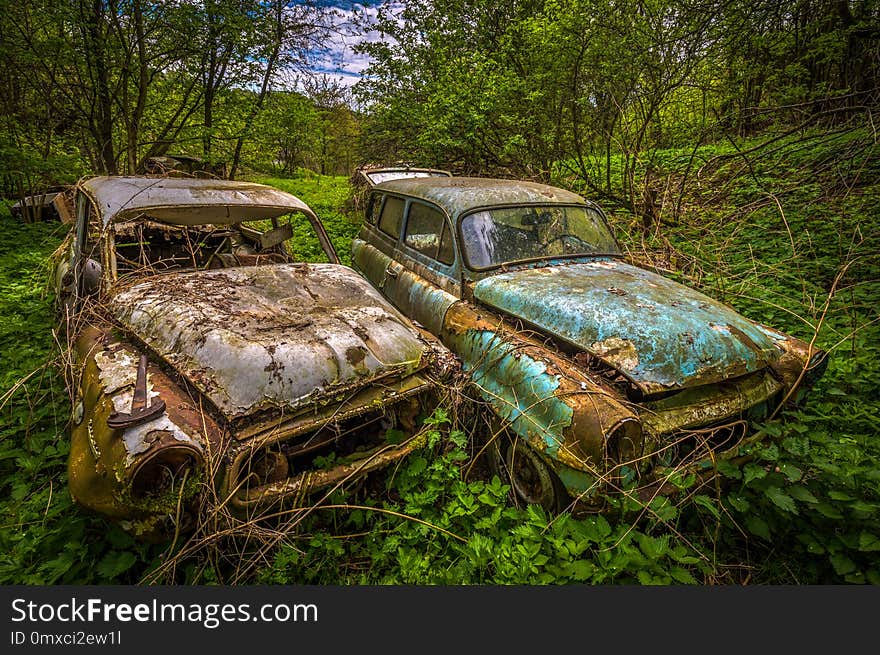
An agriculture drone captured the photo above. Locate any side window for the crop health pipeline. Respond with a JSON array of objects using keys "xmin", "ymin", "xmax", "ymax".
[
  {"xmin": 404, "ymin": 203, "xmax": 454, "ymax": 265},
  {"xmin": 378, "ymin": 196, "xmax": 405, "ymax": 239},
  {"xmin": 366, "ymin": 193, "xmax": 383, "ymax": 225}
]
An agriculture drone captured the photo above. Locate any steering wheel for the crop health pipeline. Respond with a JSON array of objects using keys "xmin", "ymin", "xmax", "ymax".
[
  {"xmin": 201, "ymin": 229, "xmax": 238, "ymax": 269},
  {"xmin": 539, "ymin": 234, "xmax": 592, "ymax": 251}
]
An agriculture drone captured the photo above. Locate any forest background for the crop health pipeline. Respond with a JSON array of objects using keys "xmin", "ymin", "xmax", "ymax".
[{"xmin": 1, "ymin": 0, "xmax": 878, "ymax": 584}]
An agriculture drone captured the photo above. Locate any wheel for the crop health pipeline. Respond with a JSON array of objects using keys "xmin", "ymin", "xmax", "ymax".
[{"xmin": 488, "ymin": 427, "xmax": 568, "ymax": 514}]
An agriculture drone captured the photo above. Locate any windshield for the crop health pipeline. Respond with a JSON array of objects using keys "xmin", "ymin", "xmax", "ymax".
[
  {"xmin": 460, "ymin": 205, "xmax": 620, "ymax": 269},
  {"xmin": 111, "ymin": 212, "xmax": 333, "ymax": 282}
]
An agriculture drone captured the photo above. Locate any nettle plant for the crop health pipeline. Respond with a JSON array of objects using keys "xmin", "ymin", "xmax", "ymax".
[{"xmin": 258, "ymin": 410, "xmax": 713, "ymax": 585}]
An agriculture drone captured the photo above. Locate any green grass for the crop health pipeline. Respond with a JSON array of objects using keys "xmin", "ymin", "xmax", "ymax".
[
  {"xmin": 252, "ymin": 172, "xmax": 360, "ymax": 266},
  {"xmin": 1, "ymin": 131, "xmax": 877, "ymax": 584},
  {"xmin": 0, "ymin": 212, "xmax": 164, "ymax": 583}
]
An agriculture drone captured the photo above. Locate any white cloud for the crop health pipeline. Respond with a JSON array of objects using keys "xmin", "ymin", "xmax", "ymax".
[{"xmin": 304, "ymin": 2, "xmax": 403, "ymax": 89}]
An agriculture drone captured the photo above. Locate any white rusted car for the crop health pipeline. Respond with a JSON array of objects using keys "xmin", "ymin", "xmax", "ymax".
[{"xmin": 57, "ymin": 176, "xmax": 453, "ymax": 539}]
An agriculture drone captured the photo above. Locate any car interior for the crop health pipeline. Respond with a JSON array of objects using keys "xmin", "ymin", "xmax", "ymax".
[{"xmin": 112, "ymin": 218, "xmax": 296, "ymax": 278}]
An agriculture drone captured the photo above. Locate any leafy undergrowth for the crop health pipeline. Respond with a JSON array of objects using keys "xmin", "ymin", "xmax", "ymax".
[
  {"xmin": 605, "ymin": 126, "xmax": 880, "ymax": 583},
  {"xmin": 0, "ymin": 212, "xmax": 165, "ymax": 583},
  {"xmin": 1, "ymin": 130, "xmax": 877, "ymax": 584},
  {"xmin": 256, "ymin": 412, "xmax": 709, "ymax": 585}
]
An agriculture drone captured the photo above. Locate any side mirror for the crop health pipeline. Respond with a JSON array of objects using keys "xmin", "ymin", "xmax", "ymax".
[{"xmin": 82, "ymin": 258, "xmax": 102, "ymax": 296}]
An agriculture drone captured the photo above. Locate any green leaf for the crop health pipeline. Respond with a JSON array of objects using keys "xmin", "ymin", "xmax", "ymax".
[
  {"xmin": 758, "ymin": 443, "xmax": 779, "ymax": 461},
  {"xmin": 858, "ymin": 533, "xmax": 880, "ymax": 552},
  {"xmin": 693, "ymin": 495, "xmax": 721, "ymax": 519},
  {"xmin": 745, "ymin": 516, "xmax": 772, "ymax": 541},
  {"xmin": 106, "ymin": 526, "xmax": 136, "ymax": 550},
  {"xmin": 406, "ymin": 456, "xmax": 427, "ymax": 477},
  {"xmin": 788, "ymin": 485, "xmax": 819, "ymax": 504},
  {"xmin": 726, "ymin": 494, "xmax": 750, "ymax": 513},
  {"xmin": 765, "ymin": 487, "xmax": 798, "ymax": 513},
  {"xmin": 96, "ymin": 551, "xmax": 137, "ymax": 580},
  {"xmin": 797, "ymin": 534, "xmax": 825, "ymax": 554},
  {"xmin": 669, "ymin": 567, "xmax": 698, "ymax": 584},
  {"xmin": 563, "ymin": 559, "xmax": 596, "ymax": 582},
  {"xmin": 715, "ymin": 459, "xmax": 741, "ymax": 479},
  {"xmin": 582, "ymin": 515, "xmax": 612, "ymax": 542},
  {"xmin": 760, "ymin": 422, "xmax": 783, "ymax": 438},
  {"xmin": 829, "ymin": 554, "xmax": 857, "ymax": 576},
  {"xmin": 815, "ymin": 502, "xmax": 844, "ymax": 519},
  {"xmin": 637, "ymin": 570, "xmax": 664, "ymax": 585},
  {"xmin": 648, "ymin": 496, "xmax": 678, "ymax": 522},
  {"xmin": 743, "ymin": 463, "xmax": 767, "ymax": 484},
  {"xmin": 778, "ymin": 463, "xmax": 802, "ymax": 482},
  {"xmin": 636, "ymin": 534, "xmax": 670, "ymax": 560}
]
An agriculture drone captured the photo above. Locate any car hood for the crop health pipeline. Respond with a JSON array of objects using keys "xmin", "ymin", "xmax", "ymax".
[
  {"xmin": 109, "ymin": 263, "xmax": 428, "ymax": 421},
  {"xmin": 472, "ymin": 260, "xmax": 780, "ymax": 394}
]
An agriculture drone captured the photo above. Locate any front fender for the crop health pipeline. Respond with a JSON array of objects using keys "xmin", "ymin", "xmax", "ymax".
[
  {"xmin": 441, "ymin": 303, "xmax": 640, "ymax": 495},
  {"xmin": 68, "ymin": 325, "xmax": 221, "ymax": 538}
]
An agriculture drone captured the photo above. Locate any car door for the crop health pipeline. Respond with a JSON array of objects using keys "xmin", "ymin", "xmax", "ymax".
[
  {"xmin": 392, "ymin": 200, "xmax": 460, "ymax": 334},
  {"xmin": 353, "ymin": 194, "xmax": 460, "ymax": 335},
  {"xmin": 352, "ymin": 191, "xmax": 404, "ymax": 294}
]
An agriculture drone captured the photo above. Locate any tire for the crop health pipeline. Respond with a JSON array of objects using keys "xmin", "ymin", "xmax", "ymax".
[{"xmin": 488, "ymin": 426, "xmax": 568, "ymax": 514}]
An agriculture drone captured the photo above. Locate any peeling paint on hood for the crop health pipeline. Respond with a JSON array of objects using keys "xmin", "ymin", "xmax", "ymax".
[
  {"xmin": 108, "ymin": 263, "xmax": 427, "ymax": 420},
  {"xmin": 473, "ymin": 260, "xmax": 780, "ymax": 393}
]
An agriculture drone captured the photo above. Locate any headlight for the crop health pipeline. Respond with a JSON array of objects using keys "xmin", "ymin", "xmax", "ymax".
[{"xmin": 607, "ymin": 417, "xmax": 644, "ymax": 467}]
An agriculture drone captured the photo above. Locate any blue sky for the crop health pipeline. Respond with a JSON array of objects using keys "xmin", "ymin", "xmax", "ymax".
[{"xmin": 306, "ymin": 1, "xmax": 400, "ymax": 88}]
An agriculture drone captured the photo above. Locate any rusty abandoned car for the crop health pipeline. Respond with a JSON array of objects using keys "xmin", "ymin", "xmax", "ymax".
[
  {"xmin": 11, "ymin": 187, "xmax": 74, "ymax": 223},
  {"xmin": 352, "ymin": 176, "xmax": 827, "ymax": 512},
  {"xmin": 347, "ymin": 165, "xmax": 453, "ymax": 216},
  {"xmin": 352, "ymin": 165, "xmax": 453, "ymax": 187},
  {"xmin": 57, "ymin": 176, "xmax": 453, "ymax": 538}
]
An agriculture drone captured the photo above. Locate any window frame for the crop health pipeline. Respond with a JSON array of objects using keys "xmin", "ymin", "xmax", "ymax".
[{"xmin": 377, "ymin": 194, "xmax": 407, "ymax": 240}]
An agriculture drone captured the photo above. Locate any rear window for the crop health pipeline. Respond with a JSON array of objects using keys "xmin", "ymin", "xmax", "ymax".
[{"xmin": 379, "ymin": 196, "xmax": 405, "ymax": 239}]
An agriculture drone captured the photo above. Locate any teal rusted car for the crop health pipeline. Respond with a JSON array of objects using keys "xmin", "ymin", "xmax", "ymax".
[{"xmin": 352, "ymin": 176, "xmax": 827, "ymax": 512}]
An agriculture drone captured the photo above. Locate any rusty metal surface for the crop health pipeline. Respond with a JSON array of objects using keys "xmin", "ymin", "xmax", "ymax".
[
  {"xmin": 225, "ymin": 373, "xmax": 436, "ymax": 512},
  {"xmin": 354, "ymin": 176, "xmax": 828, "ymax": 506},
  {"xmin": 640, "ymin": 369, "xmax": 783, "ymax": 435},
  {"xmin": 62, "ymin": 176, "xmax": 459, "ymax": 537},
  {"xmin": 80, "ymin": 176, "xmax": 316, "ymax": 226},
  {"xmin": 108, "ymin": 263, "xmax": 429, "ymax": 422},
  {"xmin": 68, "ymin": 326, "xmax": 219, "ymax": 537},
  {"xmin": 442, "ymin": 302, "xmax": 638, "ymax": 487},
  {"xmin": 373, "ymin": 176, "xmax": 587, "ymax": 219},
  {"xmin": 472, "ymin": 259, "xmax": 780, "ymax": 394}
]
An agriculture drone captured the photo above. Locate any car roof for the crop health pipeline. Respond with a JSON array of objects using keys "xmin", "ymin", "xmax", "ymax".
[
  {"xmin": 80, "ymin": 176, "xmax": 315, "ymax": 227},
  {"xmin": 372, "ymin": 176, "xmax": 588, "ymax": 218}
]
